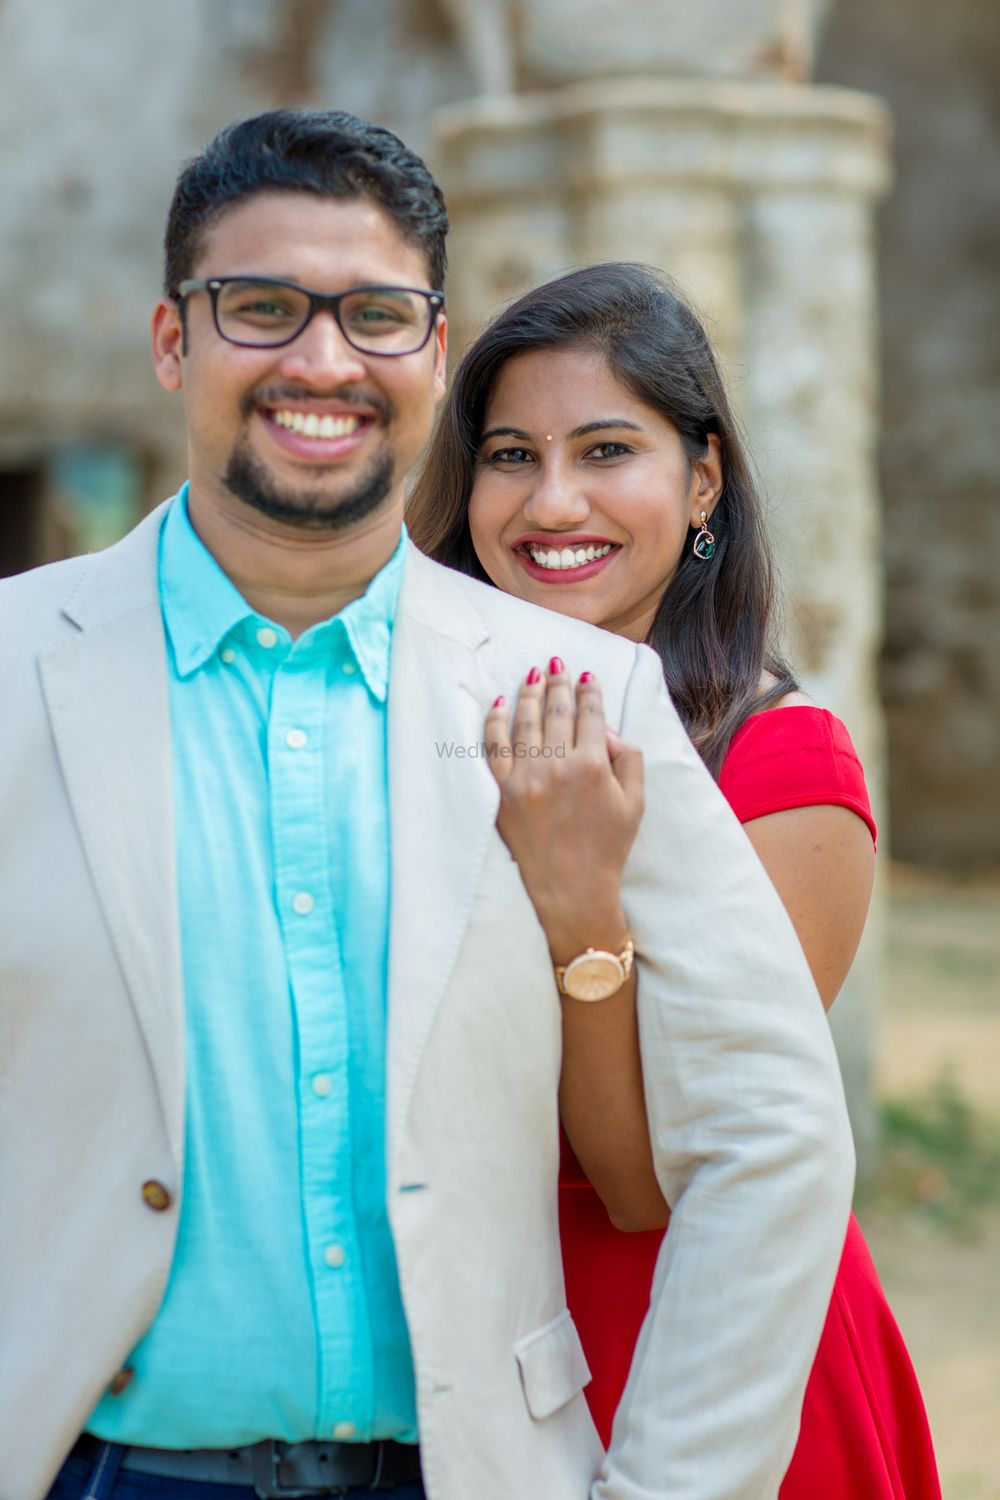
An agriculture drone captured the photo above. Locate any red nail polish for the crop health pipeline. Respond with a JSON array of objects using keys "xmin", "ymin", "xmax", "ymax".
[
  {"xmin": 548, "ymin": 656, "xmax": 565, "ymax": 676},
  {"xmin": 527, "ymin": 666, "xmax": 542, "ymax": 685},
  {"xmin": 579, "ymin": 671, "xmax": 595, "ymax": 683},
  {"xmin": 491, "ymin": 695, "xmax": 506, "ymax": 708}
]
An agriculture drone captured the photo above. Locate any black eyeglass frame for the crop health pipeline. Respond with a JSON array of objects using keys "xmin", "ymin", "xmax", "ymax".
[{"xmin": 173, "ymin": 276, "xmax": 446, "ymax": 355}]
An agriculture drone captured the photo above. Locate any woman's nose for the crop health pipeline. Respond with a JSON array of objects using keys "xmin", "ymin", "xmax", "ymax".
[{"xmin": 522, "ymin": 463, "xmax": 590, "ymax": 528}]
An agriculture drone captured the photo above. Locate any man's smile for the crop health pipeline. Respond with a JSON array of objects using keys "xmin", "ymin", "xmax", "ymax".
[
  {"xmin": 251, "ymin": 393, "xmax": 385, "ymax": 463},
  {"xmin": 271, "ymin": 410, "xmax": 362, "ymax": 438}
]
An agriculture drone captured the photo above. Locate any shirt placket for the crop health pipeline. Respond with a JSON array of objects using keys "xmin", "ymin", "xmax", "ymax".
[{"xmin": 267, "ymin": 639, "xmax": 375, "ymax": 1442}]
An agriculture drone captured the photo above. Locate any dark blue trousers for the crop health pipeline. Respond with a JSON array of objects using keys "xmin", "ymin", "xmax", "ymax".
[{"xmin": 48, "ymin": 1442, "xmax": 425, "ymax": 1500}]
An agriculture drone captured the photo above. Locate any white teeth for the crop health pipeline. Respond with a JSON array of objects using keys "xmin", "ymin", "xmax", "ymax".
[
  {"xmin": 526, "ymin": 542, "xmax": 614, "ymax": 571},
  {"xmin": 271, "ymin": 410, "xmax": 361, "ymax": 439}
]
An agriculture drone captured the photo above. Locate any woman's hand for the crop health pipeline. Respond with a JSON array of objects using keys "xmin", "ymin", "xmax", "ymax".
[
  {"xmin": 485, "ymin": 658, "xmax": 668, "ymax": 1231},
  {"xmin": 484, "ymin": 658, "xmax": 644, "ymax": 963}
]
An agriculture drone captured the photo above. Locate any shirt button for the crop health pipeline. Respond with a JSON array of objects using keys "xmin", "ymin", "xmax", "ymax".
[
  {"xmin": 323, "ymin": 1243, "xmax": 347, "ymax": 1269},
  {"xmin": 333, "ymin": 1421, "xmax": 357, "ymax": 1441},
  {"xmin": 141, "ymin": 1180, "xmax": 172, "ymax": 1212},
  {"xmin": 292, "ymin": 892, "xmax": 315, "ymax": 916},
  {"xmin": 285, "ymin": 728, "xmax": 308, "ymax": 749},
  {"xmin": 221, "ymin": 648, "xmax": 237, "ymax": 665},
  {"xmin": 341, "ymin": 661, "xmax": 357, "ymax": 675},
  {"xmin": 108, "ymin": 1367, "xmax": 134, "ymax": 1396},
  {"xmin": 256, "ymin": 626, "xmax": 279, "ymax": 649},
  {"xmin": 312, "ymin": 1073, "xmax": 333, "ymax": 1098}
]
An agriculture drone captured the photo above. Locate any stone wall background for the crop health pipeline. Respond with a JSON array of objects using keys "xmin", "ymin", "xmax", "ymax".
[
  {"xmin": 0, "ymin": 0, "xmax": 997, "ymax": 866},
  {"xmin": 817, "ymin": 0, "xmax": 1000, "ymax": 867}
]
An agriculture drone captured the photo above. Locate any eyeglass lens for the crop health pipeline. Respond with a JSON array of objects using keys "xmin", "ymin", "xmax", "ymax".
[{"xmin": 215, "ymin": 281, "xmax": 434, "ymax": 352}]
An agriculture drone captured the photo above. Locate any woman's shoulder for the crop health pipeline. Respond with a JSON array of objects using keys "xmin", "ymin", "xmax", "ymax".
[{"xmin": 718, "ymin": 695, "xmax": 877, "ymax": 843}]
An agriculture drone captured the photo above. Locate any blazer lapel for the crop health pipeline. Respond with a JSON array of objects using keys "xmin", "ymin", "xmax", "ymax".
[
  {"xmin": 38, "ymin": 507, "xmax": 185, "ymax": 1169},
  {"xmin": 385, "ymin": 547, "xmax": 504, "ymax": 1164}
]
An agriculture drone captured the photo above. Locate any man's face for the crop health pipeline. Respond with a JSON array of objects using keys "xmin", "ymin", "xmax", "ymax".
[{"xmin": 152, "ymin": 191, "xmax": 447, "ymax": 533}]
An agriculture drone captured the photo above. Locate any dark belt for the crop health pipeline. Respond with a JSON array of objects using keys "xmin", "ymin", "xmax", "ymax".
[{"xmin": 73, "ymin": 1433, "xmax": 423, "ymax": 1496}]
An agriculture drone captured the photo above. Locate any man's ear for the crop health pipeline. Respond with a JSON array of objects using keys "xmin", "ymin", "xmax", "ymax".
[
  {"xmin": 432, "ymin": 312, "xmax": 448, "ymax": 404},
  {"xmin": 689, "ymin": 432, "xmax": 724, "ymax": 525},
  {"xmin": 151, "ymin": 298, "xmax": 184, "ymax": 392}
]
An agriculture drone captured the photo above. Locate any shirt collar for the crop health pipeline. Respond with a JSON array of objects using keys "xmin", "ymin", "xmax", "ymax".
[
  {"xmin": 159, "ymin": 484, "xmax": 406, "ymax": 698},
  {"xmin": 336, "ymin": 528, "xmax": 405, "ymax": 703},
  {"xmin": 159, "ymin": 484, "xmax": 255, "ymax": 677}
]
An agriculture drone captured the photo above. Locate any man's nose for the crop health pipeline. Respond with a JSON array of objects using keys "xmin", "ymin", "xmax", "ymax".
[{"xmin": 275, "ymin": 311, "xmax": 368, "ymax": 387}]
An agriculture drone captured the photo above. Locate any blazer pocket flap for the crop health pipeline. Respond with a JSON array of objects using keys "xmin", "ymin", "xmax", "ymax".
[{"xmin": 514, "ymin": 1309, "xmax": 591, "ymax": 1420}]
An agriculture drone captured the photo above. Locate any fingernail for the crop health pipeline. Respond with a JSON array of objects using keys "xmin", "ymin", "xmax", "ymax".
[
  {"xmin": 579, "ymin": 670, "xmax": 595, "ymax": 683},
  {"xmin": 492, "ymin": 695, "xmax": 506, "ymax": 708},
  {"xmin": 527, "ymin": 666, "xmax": 542, "ymax": 685},
  {"xmin": 548, "ymin": 656, "xmax": 565, "ymax": 676}
]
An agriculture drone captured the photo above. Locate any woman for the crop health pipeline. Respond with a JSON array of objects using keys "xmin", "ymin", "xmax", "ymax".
[{"xmin": 408, "ymin": 263, "xmax": 941, "ymax": 1499}]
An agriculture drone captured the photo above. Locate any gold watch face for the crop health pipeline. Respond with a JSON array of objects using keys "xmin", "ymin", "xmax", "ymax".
[{"xmin": 563, "ymin": 953, "xmax": 625, "ymax": 1002}]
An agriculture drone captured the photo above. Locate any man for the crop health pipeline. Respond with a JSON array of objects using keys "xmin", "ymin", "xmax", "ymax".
[{"xmin": 0, "ymin": 111, "xmax": 854, "ymax": 1500}]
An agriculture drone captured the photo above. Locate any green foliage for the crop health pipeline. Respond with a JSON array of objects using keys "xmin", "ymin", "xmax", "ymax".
[{"xmin": 859, "ymin": 1071, "xmax": 1000, "ymax": 1236}]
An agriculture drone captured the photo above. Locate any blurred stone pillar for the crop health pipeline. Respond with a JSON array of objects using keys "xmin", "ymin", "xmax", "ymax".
[
  {"xmin": 434, "ymin": 80, "xmax": 891, "ymax": 1165},
  {"xmin": 739, "ymin": 98, "xmax": 891, "ymax": 1165}
]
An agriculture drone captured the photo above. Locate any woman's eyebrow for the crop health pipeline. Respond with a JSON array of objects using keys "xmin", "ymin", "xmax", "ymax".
[
  {"xmin": 479, "ymin": 418, "xmax": 644, "ymax": 444},
  {"xmin": 569, "ymin": 419, "xmax": 644, "ymax": 438},
  {"xmin": 480, "ymin": 425, "xmax": 532, "ymax": 443}
]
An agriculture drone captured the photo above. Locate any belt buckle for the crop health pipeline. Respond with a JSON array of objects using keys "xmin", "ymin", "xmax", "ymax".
[{"xmin": 250, "ymin": 1441, "xmax": 346, "ymax": 1500}]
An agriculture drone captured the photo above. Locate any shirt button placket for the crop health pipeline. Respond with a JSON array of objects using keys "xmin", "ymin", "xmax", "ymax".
[{"xmin": 273, "ymin": 654, "xmax": 356, "ymax": 1436}]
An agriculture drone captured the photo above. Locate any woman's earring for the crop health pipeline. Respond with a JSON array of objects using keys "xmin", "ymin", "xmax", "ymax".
[{"xmin": 692, "ymin": 511, "xmax": 716, "ymax": 561}]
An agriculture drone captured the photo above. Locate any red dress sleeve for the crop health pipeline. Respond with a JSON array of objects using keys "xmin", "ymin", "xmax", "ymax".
[{"xmin": 718, "ymin": 706, "xmax": 877, "ymax": 847}]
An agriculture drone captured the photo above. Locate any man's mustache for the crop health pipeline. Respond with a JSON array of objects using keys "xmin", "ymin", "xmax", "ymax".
[{"xmin": 240, "ymin": 385, "xmax": 393, "ymax": 424}]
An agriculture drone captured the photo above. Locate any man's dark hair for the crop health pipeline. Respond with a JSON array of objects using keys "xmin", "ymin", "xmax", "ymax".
[{"xmin": 164, "ymin": 109, "xmax": 448, "ymax": 295}]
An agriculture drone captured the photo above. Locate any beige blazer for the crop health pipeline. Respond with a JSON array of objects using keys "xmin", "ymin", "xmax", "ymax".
[{"xmin": 0, "ymin": 505, "xmax": 854, "ymax": 1500}]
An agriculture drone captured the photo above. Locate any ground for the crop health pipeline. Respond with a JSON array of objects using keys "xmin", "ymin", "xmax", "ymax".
[{"xmin": 856, "ymin": 866, "xmax": 1000, "ymax": 1500}]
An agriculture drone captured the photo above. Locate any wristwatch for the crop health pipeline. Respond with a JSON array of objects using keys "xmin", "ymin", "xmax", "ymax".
[{"xmin": 554, "ymin": 936, "xmax": 635, "ymax": 1002}]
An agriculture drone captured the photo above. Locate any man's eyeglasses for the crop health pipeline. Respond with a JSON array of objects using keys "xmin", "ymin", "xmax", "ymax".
[{"xmin": 174, "ymin": 276, "xmax": 445, "ymax": 356}]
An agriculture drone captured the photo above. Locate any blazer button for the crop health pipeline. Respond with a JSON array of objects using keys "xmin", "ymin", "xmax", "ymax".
[
  {"xmin": 108, "ymin": 1367, "xmax": 134, "ymax": 1396},
  {"xmin": 141, "ymin": 1179, "xmax": 172, "ymax": 1212}
]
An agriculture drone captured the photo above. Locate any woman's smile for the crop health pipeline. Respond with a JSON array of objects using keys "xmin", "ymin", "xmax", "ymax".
[{"xmin": 512, "ymin": 531, "xmax": 622, "ymax": 584}]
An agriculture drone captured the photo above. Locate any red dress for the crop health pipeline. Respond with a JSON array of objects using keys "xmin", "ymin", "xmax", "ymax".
[{"xmin": 559, "ymin": 706, "xmax": 941, "ymax": 1499}]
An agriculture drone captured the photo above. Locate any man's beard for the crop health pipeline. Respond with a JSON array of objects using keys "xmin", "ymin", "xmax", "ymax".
[{"xmin": 223, "ymin": 439, "xmax": 395, "ymax": 534}]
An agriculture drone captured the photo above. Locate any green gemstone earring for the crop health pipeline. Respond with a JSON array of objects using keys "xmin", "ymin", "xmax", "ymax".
[{"xmin": 692, "ymin": 511, "xmax": 716, "ymax": 562}]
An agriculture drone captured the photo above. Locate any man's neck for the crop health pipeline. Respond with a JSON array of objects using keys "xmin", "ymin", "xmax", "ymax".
[{"xmin": 185, "ymin": 484, "xmax": 404, "ymax": 638}]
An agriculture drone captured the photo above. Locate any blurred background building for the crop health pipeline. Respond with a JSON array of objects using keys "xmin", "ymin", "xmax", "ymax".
[{"xmin": 2, "ymin": 0, "xmax": 996, "ymax": 869}]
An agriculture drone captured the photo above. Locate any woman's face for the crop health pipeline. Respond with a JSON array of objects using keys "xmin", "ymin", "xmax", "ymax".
[{"xmin": 468, "ymin": 347, "xmax": 722, "ymax": 641}]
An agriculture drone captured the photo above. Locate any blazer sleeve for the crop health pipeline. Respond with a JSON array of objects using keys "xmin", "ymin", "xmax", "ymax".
[{"xmin": 594, "ymin": 644, "xmax": 855, "ymax": 1500}]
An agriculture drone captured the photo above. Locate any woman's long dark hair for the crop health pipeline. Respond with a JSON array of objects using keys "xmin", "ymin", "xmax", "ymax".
[{"xmin": 408, "ymin": 263, "xmax": 796, "ymax": 776}]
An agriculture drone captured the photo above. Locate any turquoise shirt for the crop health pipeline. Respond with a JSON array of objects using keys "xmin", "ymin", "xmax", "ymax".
[{"xmin": 88, "ymin": 488, "xmax": 417, "ymax": 1447}]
